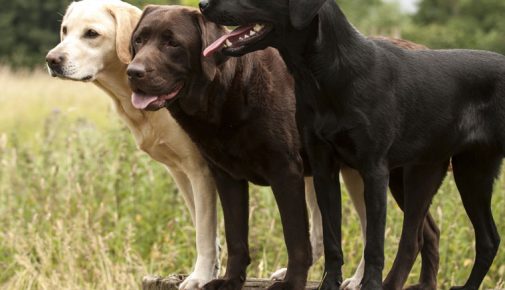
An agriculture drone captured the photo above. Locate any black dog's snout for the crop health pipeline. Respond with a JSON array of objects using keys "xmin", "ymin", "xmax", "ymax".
[
  {"xmin": 199, "ymin": 0, "xmax": 209, "ymax": 12},
  {"xmin": 127, "ymin": 63, "xmax": 147, "ymax": 80},
  {"xmin": 46, "ymin": 52, "xmax": 65, "ymax": 69}
]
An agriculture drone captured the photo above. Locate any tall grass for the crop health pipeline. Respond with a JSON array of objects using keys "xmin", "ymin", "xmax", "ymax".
[{"xmin": 0, "ymin": 68, "xmax": 504, "ymax": 289}]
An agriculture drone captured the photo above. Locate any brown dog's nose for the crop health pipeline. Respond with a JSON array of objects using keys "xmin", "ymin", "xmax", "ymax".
[
  {"xmin": 46, "ymin": 52, "xmax": 65, "ymax": 69},
  {"xmin": 127, "ymin": 63, "xmax": 147, "ymax": 80}
]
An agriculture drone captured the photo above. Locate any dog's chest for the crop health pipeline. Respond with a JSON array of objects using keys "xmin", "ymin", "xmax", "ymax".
[
  {"xmin": 172, "ymin": 112, "xmax": 273, "ymax": 185},
  {"xmin": 310, "ymin": 110, "xmax": 366, "ymax": 167},
  {"xmin": 199, "ymin": 135, "xmax": 271, "ymax": 185}
]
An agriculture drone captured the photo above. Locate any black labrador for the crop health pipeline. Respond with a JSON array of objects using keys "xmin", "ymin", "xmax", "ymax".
[{"xmin": 200, "ymin": 0, "xmax": 504, "ymax": 290}]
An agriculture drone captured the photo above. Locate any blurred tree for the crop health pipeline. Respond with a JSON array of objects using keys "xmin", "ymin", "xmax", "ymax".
[
  {"xmin": 0, "ymin": 0, "xmax": 188, "ymax": 68},
  {"xmin": 0, "ymin": 0, "xmax": 71, "ymax": 68},
  {"xmin": 340, "ymin": 0, "xmax": 408, "ymax": 36},
  {"xmin": 1, "ymin": 0, "xmax": 504, "ymax": 68},
  {"xmin": 404, "ymin": 0, "xmax": 505, "ymax": 53}
]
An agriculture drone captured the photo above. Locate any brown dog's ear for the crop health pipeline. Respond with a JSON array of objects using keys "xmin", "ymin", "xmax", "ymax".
[
  {"xmin": 107, "ymin": 2, "xmax": 142, "ymax": 64},
  {"xmin": 129, "ymin": 6, "xmax": 159, "ymax": 60},
  {"xmin": 194, "ymin": 13, "xmax": 226, "ymax": 80},
  {"xmin": 289, "ymin": 0, "xmax": 327, "ymax": 30}
]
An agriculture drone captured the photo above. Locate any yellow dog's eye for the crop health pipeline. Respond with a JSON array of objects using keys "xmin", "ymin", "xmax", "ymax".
[{"xmin": 84, "ymin": 29, "xmax": 99, "ymax": 39}]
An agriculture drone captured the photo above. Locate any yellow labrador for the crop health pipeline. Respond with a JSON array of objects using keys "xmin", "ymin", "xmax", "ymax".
[
  {"xmin": 45, "ymin": 0, "xmax": 370, "ymax": 289},
  {"xmin": 46, "ymin": 1, "xmax": 219, "ymax": 289}
]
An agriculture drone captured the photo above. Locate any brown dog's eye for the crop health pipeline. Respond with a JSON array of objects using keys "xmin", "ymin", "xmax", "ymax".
[
  {"xmin": 164, "ymin": 38, "xmax": 178, "ymax": 47},
  {"xmin": 84, "ymin": 29, "xmax": 99, "ymax": 39},
  {"xmin": 62, "ymin": 26, "xmax": 67, "ymax": 35},
  {"xmin": 134, "ymin": 37, "xmax": 143, "ymax": 45}
]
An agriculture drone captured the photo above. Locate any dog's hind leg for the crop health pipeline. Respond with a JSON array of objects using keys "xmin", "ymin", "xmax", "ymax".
[
  {"xmin": 383, "ymin": 162, "xmax": 448, "ymax": 290},
  {"xmin": 388, "ymin": 167, "xmax": 441, "ymax": 290},
  {"xmin": 305, "ymin": 177, "xmax": 324, "ymax": 266},
  {"xmin": 450, "ymin": 149, "xmax": 501, "ymax": 290},
  {"xmin": 340, "ymin": 167, "xmax": 366, "ymax": 290}
]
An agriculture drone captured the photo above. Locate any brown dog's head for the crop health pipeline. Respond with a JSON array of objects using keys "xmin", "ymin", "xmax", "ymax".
[{"xmin": 127, "ymin": 5, "xmax": 226, "ymax": 112}]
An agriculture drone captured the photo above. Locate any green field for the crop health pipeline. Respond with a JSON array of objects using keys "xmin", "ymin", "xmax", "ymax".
[{"xmin": 0, "ymin": 68, "xmax": 504, "ymax": 289}]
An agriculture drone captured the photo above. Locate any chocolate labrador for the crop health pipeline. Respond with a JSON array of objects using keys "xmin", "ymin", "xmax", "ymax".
[
  {"xmin": 127, "ymin": 6, "xmax": 312, "ymax": 290},
  {"xmin": 200, "ymin": 1, "xmax": 505, "ymax": 290}
]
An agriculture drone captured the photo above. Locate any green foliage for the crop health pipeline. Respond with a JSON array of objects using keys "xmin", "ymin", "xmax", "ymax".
[
  {"xmin": 0, "ymin": 0, "xmax": 193, "ymax": 69},
  {"xmin": 0, "ymin": 70, "xmax": 504, "ymax": 289},
  {"xmin": 2, "ymin": 0, "xmax": 505, "ymax": 68},
  {"xmin": 0, "ymin": 0, "xmax": 71, "ymax": 68},
  {"xmin": 405, "ymin": 0, "xmax": 505, "ymax": 53},
  {"xmin": 1, "ymin": 109, "xmax": 505, "ymax": 289}
]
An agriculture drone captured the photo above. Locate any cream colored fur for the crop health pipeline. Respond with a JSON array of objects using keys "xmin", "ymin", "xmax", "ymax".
[{"xmin": 46, "ymin": 1, "xmax": 369, "ymax": 289}]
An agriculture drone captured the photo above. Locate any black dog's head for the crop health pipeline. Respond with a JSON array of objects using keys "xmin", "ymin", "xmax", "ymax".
[
  {"xmin": 127, "ymin": 5, "xmax": 226, "ymax": 112},
  {"xmin": 200, "ymin": 0, "xmax": 327, "ymax": 57}
]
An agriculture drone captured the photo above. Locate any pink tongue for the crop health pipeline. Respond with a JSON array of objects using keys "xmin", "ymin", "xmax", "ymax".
[
  {"xmin": 203, "ymin": 25, "xmax": 254, "ymax": 57},
  {"xmin": 131, "ymin": 93, "xmax": 158, "ymax": 110}
]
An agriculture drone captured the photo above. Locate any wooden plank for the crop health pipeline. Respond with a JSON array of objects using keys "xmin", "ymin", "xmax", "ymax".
[{"xmin": 142, "ymin": 275, "xmax": 320, "ymax": 290}]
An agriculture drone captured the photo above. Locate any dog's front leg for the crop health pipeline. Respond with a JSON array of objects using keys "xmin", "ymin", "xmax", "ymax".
[
  {"xmin": 306, "ymin": 135, "xmax": 343, "ymax": 290},
  {"xmin": 361, "ymin": 165, "xmax": 389, "ymax": 290},
  {"xmin": 268, "ymin": 158, "xmax": 312, "ymax": 290},
  {"xmin": 203, "ymin": 165, "xmax": 249, "ymax": 290},
  {"xmin": 269, "ymin": 177, "xmax": 324, "ymax": 282}
]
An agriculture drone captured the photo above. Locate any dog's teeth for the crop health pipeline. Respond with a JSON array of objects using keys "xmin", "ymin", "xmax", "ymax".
[
  {"xmin": 250, "ymin": 30, "xmax": 256, "ymax": 36},
  {"xmin": 239, "ymin": 36, "xmax": 244, "ymax": 40},
  {"xmin": 254, "ymin": 24, "xmax": 263, "ymax": 32},
  {"xmin": 244, "ymin": 34, "xmax": 250, "ymax": 39},
  {"xmin": 226, "ymin": 40, "xmax": 232, "ymax": 46}
]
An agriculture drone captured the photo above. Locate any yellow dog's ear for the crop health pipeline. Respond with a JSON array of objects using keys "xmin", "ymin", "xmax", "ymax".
[
  {"xmin": 107, "ymin": 3, "xmax": 142, "ymax": 64},
  {"xmin": 61, "ymin": 2, "xmax": 77, "ymax": 40}
]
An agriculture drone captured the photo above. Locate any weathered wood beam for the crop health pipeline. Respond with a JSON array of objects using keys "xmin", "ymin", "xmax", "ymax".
[{"xmin": 142, "ymin": 275, "xmax": 320, "ymax": 290}]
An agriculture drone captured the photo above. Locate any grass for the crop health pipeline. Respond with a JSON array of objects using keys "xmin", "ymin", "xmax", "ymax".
[{"xmin": 0, "ymin": 67, "xmax": 504, "ymax": 289}]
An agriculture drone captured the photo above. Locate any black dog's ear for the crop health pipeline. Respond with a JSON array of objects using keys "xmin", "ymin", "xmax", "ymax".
[
  {"xmin": 289, "ymin": 0, "xmax": 327, "ymax": 29},
  {"xmin": 130, "ymin": 5, "xmax": 159, "ymax": 59},
  {"xmin": 194, "ymin": 12, "xmax": 227, "ymax": 80}
]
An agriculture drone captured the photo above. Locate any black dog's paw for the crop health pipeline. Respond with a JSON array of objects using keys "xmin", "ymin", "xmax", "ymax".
[
  {"xmin": 404, "ymin": 282, "xmax": 436, "ymax": 290},
  {"xmin": 318, "ymin": 271, "xmax": 342, "ymax": 290},
  {"xmin": 318, "ymin": 278, "xmax": 340, "ymax": 290},
  {"xmin": 360, "ymin": 280, "xmax": 381, "ymax": 290},
  {"xmin": 202, "ymin": 278, "xmax": 243, "ymax": 290}
]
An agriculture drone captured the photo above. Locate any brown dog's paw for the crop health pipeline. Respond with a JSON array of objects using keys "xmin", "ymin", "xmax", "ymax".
[{"xmin": 202, "ymin": 278, "xmax": 243, "ymax": 290}]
